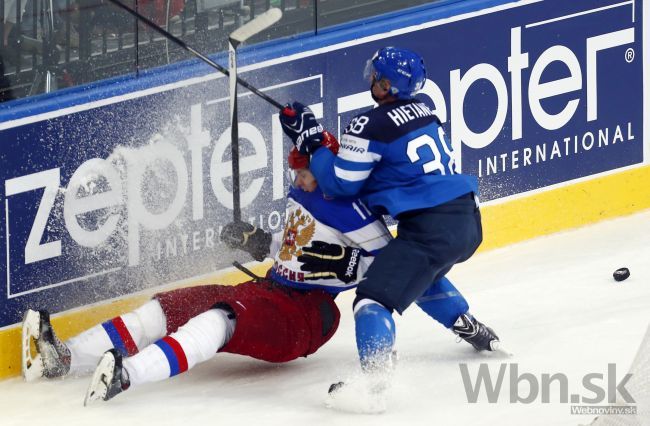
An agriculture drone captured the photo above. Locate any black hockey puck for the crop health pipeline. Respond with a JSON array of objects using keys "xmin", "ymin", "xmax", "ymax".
[{"xmin": 613, "ymin": 267, "xmax": 630, "ymax": 282}]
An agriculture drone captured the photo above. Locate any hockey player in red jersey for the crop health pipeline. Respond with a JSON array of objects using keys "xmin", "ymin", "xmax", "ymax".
[{"xmin": 22, "ymin": 133, "xmax": 392, "ymax": 404}]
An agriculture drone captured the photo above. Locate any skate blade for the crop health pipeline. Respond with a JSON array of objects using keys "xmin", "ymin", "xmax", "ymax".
[
  {"xmin": 22, "ymin": 310, "xmax": 44, "ymax": 382},
  {"xmin": 494, "ymin": 347, "xmax": 514, "ymax": 357},
  {"xmin": 487, "ymin": 342, "xmax": 513, "ymax": 358},
  {"xmin": 83, "ymin": 353, "xmax": 115, "ymax": 406}
]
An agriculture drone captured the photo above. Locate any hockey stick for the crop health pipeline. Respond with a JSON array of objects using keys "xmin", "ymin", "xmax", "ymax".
[
  {"xmin": 228, "ymin": 8, "xmax": 282, "ymax": 222},
  {"xmin": 105, "ymin": 0, "xmax": 285, "ymax": 110},
  {"xmin": 232, "ymin": 261, "xmax": 264, "ymax": 282}
]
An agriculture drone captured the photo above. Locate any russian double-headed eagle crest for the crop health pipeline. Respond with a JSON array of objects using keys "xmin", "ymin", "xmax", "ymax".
[{"xmin": 278, "ymin": 208, "xmax": 315, "ymax": 261}]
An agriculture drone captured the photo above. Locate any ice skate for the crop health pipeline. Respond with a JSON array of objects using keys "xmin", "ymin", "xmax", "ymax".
[
  {"xmin": 453, "ymin": 313, "xmax": 500, "ymax": 352},
  {"xmin": 22, "ymin": 309, "xmax": 71, "ymax": 381},
  {"xmin": 84, "ymin": 349, "xmax": 130, "ymax": 406}
]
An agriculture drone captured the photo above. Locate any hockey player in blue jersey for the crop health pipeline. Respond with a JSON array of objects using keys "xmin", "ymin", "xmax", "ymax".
[{"xmin": 280, "ymin": 47, "xmax": 499, "ymax": 389}]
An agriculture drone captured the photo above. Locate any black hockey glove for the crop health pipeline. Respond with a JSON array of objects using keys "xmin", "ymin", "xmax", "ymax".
[
  {"xmin": 280, "ymin": 102, "xmax": 324, "ymax": 155},
  {"xmin": 220, "ymin": 221, "xmax": 271, "ymax": 262},
  {"xmin": 297, "ymin": 241, "xmax": 362, "ymax": 284}
]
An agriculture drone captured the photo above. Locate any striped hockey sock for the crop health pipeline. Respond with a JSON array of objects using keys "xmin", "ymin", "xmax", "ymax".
[
  {"xmin": 67, "ymin": 300, "xmax": 167, "ymax": 374},
  {"xmin": 153, "ymin": 336, "xmax": 189, "ymax": 377},
  {"xmin": 102, "ymin": 317, "xmax": 140, "ymax": 357},
  {"xmin": 124, "ymin": 308, "xmax": 234, "ymax": 386}
]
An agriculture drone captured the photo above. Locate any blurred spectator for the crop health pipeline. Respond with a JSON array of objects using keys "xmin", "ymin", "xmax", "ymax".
[
  {"xmin": 4, "ymin": 0, "xmax": 79, "ymax": 50},
  {"xmin": 3, "ymin": 0, "xmax": 24, "ymax": 48},
  {"xmin": 144, "ymin": 0, "xmax": 185, "ymax": 26},
  {"xmin": 86, "ymin": 0, "xmax": 186, "ymax": 36},
  {"xmin": 0, "ymin": 54, "xmax": 15, "ymax": 101}
]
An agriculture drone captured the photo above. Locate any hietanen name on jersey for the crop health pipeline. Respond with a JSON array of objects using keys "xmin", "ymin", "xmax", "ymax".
[{"xmin": 386, "ymin": 102, "xmax": 437, "ymax": 127}]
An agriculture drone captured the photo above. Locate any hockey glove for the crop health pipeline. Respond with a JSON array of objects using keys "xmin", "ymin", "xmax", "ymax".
[
  {"xmin": 297, "ymin": 241, "xmax": 363, "ymax": 284},
  {"xmin": 280, "ymin": 102, "xmax": 324, "ymax": 155},
  {"xmin": 220, "ymin": 221, "xmax": 272, "ymax": 262}
]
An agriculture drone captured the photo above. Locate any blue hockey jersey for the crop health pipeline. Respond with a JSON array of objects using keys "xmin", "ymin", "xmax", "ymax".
[
  {"xmin": 310, "ymin": 99, "xmax": 478, "ymax": 217},
  {"xmin": 268, "ymin": 186, "xmax": 391, "ymax": 293}
]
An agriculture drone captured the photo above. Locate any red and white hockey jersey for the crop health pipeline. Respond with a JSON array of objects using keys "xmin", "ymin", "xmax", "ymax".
[{"xmin": 268, "ymin": 186, "xmax": 392, "ymax": 293}]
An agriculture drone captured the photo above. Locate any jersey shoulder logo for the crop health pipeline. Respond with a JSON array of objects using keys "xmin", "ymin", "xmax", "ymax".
[
  {"xmin": 339, "ymin": 134, "xmax": 370, "ymax": 154},
  {"xmin": 278, "ymin": 208, "xmax": 316, "ymax": 261}
]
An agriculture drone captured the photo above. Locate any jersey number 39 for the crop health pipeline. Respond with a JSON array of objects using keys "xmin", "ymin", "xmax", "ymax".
[{"xmin": 406, "ymin": 128, "xmax": 456, "ymax": 175}]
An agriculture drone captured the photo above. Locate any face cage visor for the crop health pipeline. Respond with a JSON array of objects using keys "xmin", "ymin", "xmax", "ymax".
[
  {"xmin": 363, "ymin": 56, "xmax": 378, "ymax": 83},
  {"xmin": 364, "ymin": 54, "xmax": 401, "ymax": 98},
  {"xmin": 286, "ymin": 168, "xmax": 299, "ymax": 188}
]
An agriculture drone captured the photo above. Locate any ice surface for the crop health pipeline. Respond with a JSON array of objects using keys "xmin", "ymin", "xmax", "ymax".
[{"xmin": 1, "ymin": 210, "xmax": 649, "ymax": 426}]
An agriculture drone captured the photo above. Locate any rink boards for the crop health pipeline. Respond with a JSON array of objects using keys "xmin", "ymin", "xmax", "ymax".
[{"xmin": 0, "ymin": 0, "xmax": 648, "ymax": 378}]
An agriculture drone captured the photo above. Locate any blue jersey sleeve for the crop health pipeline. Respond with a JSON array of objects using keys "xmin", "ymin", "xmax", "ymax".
[
  {"xmin": 310, "ymin": 133, "xmax": 385, "ymax": 199},
  {"xmin": 289, "ymin": 187, "xmax": 374, "ymax": 236}
]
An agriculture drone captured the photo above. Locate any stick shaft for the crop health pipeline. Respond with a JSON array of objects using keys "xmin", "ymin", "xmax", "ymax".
[{"xmin": 229, "ymin": 41, "xmax": 241, "ymax": 222}]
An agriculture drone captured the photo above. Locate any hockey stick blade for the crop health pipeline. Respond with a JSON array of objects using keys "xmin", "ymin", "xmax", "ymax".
[{"xmin": 230, "ymin": 8, "xmax": 283, "ymax": 45}]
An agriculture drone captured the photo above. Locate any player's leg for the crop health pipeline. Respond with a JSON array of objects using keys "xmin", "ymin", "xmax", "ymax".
[
  {"xmin": 22, "ymin": 300, "xmax": 166, "ymax": 380},
  {"xmin": 353, "ymin": 298, "xmax": 395, "ymax": 373},
  {"xmin": 127, "ymin": 308, "xmax": 234, "ymax": 385},
  {"xmin": 416, "ymin": 276, "xmax": 469, "ymax": 328},
  {"xmin": 85, "ymin": 283, "xmax": 339, "ymax": 403},
  {"xmin": 352, "ymin": 236, "xmax": 433, "ymax": 374},
  {"xmin": 415, "ymin": 276, "xmax": 499, "ymax": 351},
  {"xmin": 68, "ymin": 300, "xmax": 167, "ymax": 373},
  {"xmin": 353, "ymin": 194, "xmax": 483, "ymax": 372},
  {"xmin": 76, "ymin": 283, "xmax": 252, "ymax": 373},
  {"xmin": 84, "ymin": 283, "xmax": 250, "ymax": 404},
  {"xmin": 146, "ymin": 281, "xmax": 337, "ymax": 362},
  {"xmin": 84, "ymin": 307, "xmax": 235, "ymax": 404},
  {"xmin": 25, "ymin": 283, "xmax": 242, "ymax": 381}
]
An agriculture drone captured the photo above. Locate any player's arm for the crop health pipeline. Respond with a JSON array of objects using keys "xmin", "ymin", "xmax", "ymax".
[
  {"xmin": 310, "ymin": 133, "xmax": 383, "ymax": 198},
  {"xmin": 279, "ymin": 102, "xmax": 384, "ymax": 198}
]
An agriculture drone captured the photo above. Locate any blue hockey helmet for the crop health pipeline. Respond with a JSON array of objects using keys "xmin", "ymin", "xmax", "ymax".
[{"xmin": 364, "ymin": 47, "xmax": 426, "ymax": 99}]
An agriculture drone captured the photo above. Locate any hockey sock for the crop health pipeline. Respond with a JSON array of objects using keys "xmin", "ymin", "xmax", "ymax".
[
  {"xmin": 415, "ymin": 276, "xmax": 469, "ymax": 328},
  {"xmin": 67, "ymin": 300, "xmax": 167, "ymax": 374},
  {"xmin": 124, "ymin": 308, "xmax": 235, "ymax": 386},
  {"xmin": 353, "ymin": 299, "xmax": 395, "ymax": 373}
]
